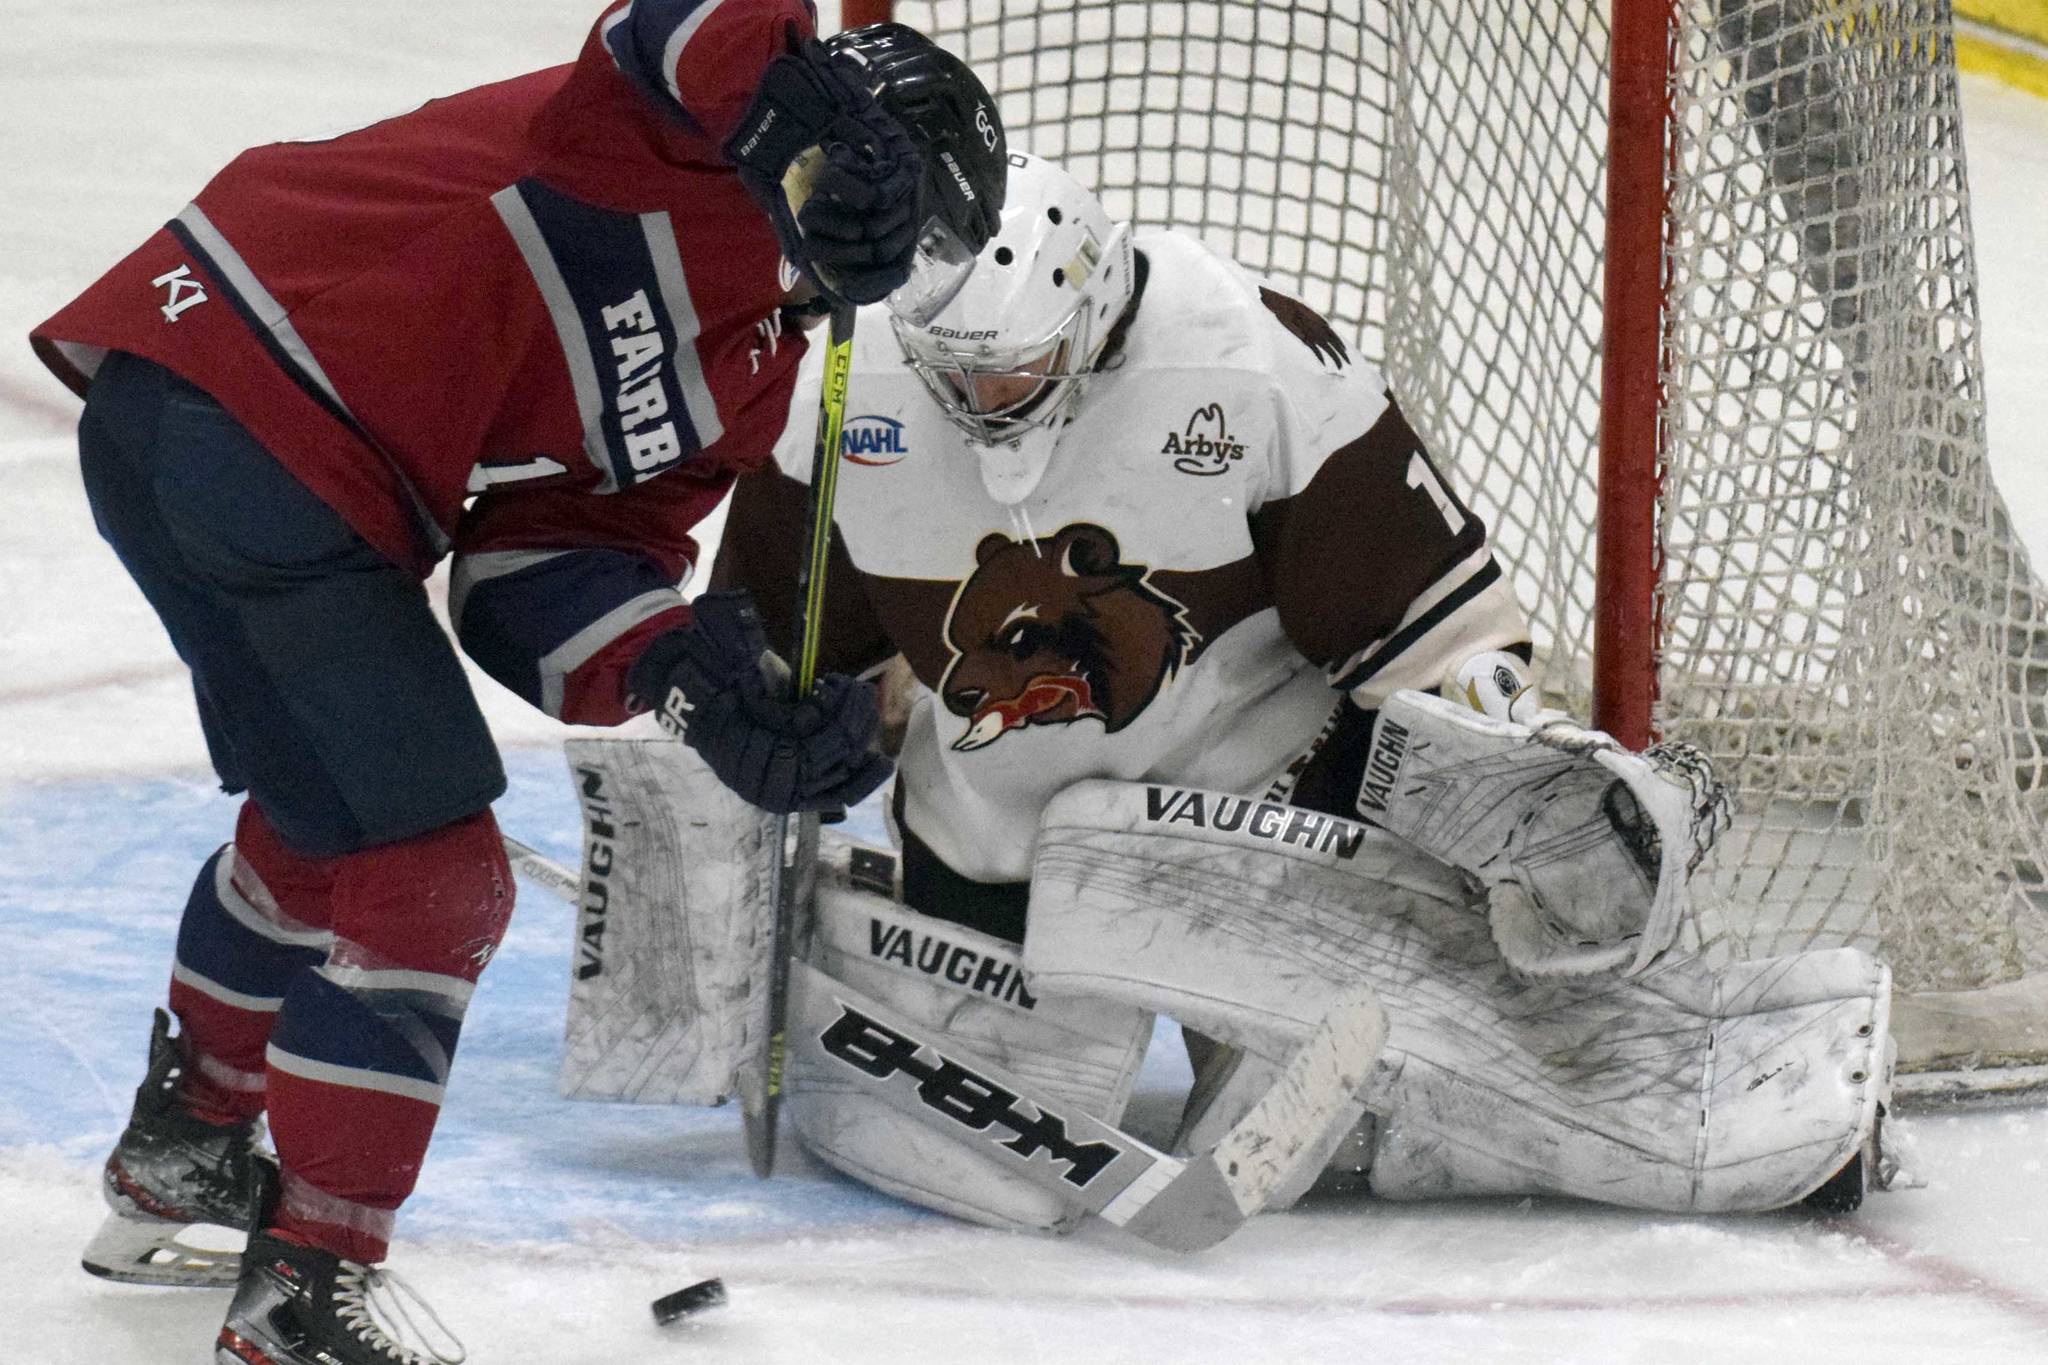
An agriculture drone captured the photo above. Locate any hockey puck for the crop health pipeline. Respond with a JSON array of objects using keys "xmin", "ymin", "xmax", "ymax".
[{"xmin": 651, "ymin": 1278, "xmax": 728, "ymax": 1325}]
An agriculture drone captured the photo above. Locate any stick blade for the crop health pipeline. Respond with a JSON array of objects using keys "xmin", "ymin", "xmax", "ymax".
[
  {"xmin": 1211, "ymin": 988, "xmax": 1388, "ymax": 1214},
  {"xmin": 1115, "ymin": 1161, "xmax": 1245, "ymax": 1253}
]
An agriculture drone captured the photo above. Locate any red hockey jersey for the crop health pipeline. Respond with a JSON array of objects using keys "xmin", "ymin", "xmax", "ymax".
[{"xmin": 32, "ymin": 0, "xmax": 818, "ymax": 725}]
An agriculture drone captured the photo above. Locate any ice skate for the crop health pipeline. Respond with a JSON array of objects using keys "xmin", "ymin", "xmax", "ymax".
[
  {"xmin": 216, "ymin": 1230, "xmax": 465, "ymax": 1365},
  {"xmin": 82, "ymin": 1008, "xmax": 271, "ymax": 1287}
]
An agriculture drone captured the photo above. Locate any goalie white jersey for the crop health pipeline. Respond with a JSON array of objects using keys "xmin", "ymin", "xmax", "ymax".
[{"xmin": 716, "ymin": 230, "xmax": 1527, "ymax": 886}]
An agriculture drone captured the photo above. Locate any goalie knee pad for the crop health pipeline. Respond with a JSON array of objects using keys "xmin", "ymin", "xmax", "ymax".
[{"xmin": 787, "ymin": 869, "xmax": 1153, "ymax": 1233}]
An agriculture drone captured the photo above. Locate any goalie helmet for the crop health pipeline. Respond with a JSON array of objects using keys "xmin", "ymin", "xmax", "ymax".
[
  {"xmin": 826, "ymin": 24, "xmax": 1008, "ymax": 325},
  {"xmin": 889, "ymin": 153, "xmax": 1136, "ymax": 504}
]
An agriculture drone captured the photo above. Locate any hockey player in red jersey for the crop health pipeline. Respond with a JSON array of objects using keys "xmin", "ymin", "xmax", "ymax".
[{"xmin": 29, "ymin": 6, "xmax": 1005, "ymax": 1362}]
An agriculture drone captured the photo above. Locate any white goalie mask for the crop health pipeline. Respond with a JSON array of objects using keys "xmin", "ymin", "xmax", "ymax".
[{"xmin": 887, "ymin": 154, "xmax": 1135, "ymax": 504}]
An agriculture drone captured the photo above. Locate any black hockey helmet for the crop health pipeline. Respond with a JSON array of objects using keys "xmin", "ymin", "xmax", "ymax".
[{"xmin": 826, "ymin": 23, "xmax": 1008, "ymax": 323}]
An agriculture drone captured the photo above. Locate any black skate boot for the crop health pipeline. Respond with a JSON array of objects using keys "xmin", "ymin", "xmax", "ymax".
[
  {"xmin": 217, "ymin": 1230, "xmax": 466, "ymax": 1365},
  {"xmin": 82, "ymin": 1008, "xmax": 272, "ymax": 1286}
]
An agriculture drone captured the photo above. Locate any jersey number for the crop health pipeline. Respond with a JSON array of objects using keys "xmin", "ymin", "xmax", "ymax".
[{"xmin": 1406, "ymin": 453, "xmax": 1466, "ymax": 534}]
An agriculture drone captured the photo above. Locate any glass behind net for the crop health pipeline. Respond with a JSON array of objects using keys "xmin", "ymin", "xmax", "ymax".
[{"xmin": 887, "ymin": 0, "xmax": 2048, "ymax": 1089}]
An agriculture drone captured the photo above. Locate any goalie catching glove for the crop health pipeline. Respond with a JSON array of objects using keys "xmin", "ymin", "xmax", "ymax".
[
  {"xmin": 1361, "ymin": 680, "xmax": 1732, "ymax": 979},
  {"xmin": 629, "ymin": 590, "xmax": 890, "ymax": 816}
]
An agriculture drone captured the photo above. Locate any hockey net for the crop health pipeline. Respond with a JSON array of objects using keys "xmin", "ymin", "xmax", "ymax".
[{"xmin": 864, "ymin": 0, "xmax": 2048, "ymax": 1097}]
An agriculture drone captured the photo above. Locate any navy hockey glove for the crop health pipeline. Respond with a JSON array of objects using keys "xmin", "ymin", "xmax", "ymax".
[
  {"xmin": 630, "ymin": 590, "xmax": 892, "ymax": 815},
  {"xmin": 724, "ymin": 36, "xmax": 923, "ymax": 306}
]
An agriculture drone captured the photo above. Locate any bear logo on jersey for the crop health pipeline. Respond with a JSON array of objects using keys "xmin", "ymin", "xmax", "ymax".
[
  {"xmin": 1259, "ymin": 286, "xmax": 1349, "ymax": 369},
  {"xmin": 939, "ymin": 523, "xmax": 1200, "ymax": 752}
]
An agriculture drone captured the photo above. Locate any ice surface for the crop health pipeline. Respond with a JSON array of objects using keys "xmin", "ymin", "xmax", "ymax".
[{"xmin": 6, "ymin": 3, "xmax": 2048, "ymax": 1362}]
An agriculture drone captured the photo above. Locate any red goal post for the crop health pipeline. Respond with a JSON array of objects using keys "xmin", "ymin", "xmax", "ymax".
[{"xmin": 846, "ymin": 0, "xmax": 2048, "ymax": 1099}]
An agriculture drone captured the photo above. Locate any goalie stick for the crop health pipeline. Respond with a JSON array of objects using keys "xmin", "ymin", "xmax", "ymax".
[
  {"xmin": 1106, "ymin": 985, "xmax": 1386, "ymax": 1249},
  {"xmin": 746, "ymin": 300, "xmax": 860, "ymax": 1179},
  {"xmin": 801, "ymin": 960, "xmax": 1387, "ymax": 1251}
]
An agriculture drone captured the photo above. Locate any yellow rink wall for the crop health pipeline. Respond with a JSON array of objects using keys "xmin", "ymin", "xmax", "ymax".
[{"xmin": 1957, "ymin": 0, "xmax": 2048, "ymax": 99}]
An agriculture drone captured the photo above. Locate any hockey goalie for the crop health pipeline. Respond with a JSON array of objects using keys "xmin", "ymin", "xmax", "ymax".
[{"xmin": 576, "ymin": 153, "xmax": 1893, "ymax": 1251}]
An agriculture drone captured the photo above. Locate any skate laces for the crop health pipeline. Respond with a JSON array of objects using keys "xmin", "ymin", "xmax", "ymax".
[{"xmin": 332, "ymin": 1262, "xmax": 466, "ymax": 1365}]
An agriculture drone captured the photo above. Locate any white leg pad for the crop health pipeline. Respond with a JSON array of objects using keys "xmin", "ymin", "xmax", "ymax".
[
  {"xmin": 1364, "ymin": 949, "xmax": 1892, "ymax": 1212},
  {"xmin": 1031, "ymin": 778, "xmax": 1891, "ymax": 1213},
  {"xmin": 788, "ymin": 874, "xmax": 1154, "ymax": 1233}
]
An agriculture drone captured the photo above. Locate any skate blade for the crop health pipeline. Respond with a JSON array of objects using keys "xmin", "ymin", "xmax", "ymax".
[{"xmin": 82, "ymin": 1212, "xmax": 245, "ymax": 1287}]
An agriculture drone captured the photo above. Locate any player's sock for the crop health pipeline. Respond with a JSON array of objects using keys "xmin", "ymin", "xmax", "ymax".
[
  {"xmin": 259, "ymin": 810, "xmax": 513, "ymax": 1264},
  {"xmin": 166, "ymin": 803, "xmax": 339, "ymax": 1122}
]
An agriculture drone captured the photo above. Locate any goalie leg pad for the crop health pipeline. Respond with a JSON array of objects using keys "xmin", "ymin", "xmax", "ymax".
[
  {"xmin": 1030, "ymin": 778, "xmax": 1889, "ymax": 1214},
  {"xmin": 1030, "ymin": 778, "xmax": 1476, "ymax": 1050},
  {"xmin": 1366, "ymin": 948, "xmax": 1893, "ymax": 1213},
  {"xmin": 787, "ymin": 881, "xmax": 1154, "ymax": 1233}
]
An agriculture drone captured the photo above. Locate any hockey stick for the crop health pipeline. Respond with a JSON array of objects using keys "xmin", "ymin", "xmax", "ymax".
[
  {"xmin": 501, "ymin": 834, "xmax": 580, "ymax": 904},
  {"xmin": 798, "ymin": 960, "xmax": 1387, "ymax": 1251},
  {"xmin": 744, "ymin": 300, "xmax": 860, "ymax": 1179}
]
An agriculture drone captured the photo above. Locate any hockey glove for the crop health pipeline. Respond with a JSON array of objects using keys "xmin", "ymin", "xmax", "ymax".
[
  {"xmin": 630, "ymin": 591, "xmax": 892, "ymax": 815},
  {"xmin": 724, "ymin": 36, "xmax": 923, "ymax": 306}
]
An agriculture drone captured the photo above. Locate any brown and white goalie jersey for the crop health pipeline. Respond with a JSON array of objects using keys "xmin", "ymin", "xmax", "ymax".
[{"xmin": 714, "ymin": 229, "xmax": 1527, "ymax": 886}]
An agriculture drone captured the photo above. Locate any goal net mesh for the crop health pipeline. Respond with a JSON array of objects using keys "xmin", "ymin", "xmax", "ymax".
[{"xmin": 886, "ymin": 0, "xmax": 2048, "ymax": 1078}]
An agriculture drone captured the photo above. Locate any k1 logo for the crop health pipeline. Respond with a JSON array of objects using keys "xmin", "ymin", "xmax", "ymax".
[{"xmin": 152, "ymin": 265, "xmax": 208, "ymax": 323}]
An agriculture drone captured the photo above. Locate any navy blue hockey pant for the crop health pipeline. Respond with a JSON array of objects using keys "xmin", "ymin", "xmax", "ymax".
[{"xmin": 76, "ymin": 350, "xmax": 504, "ymax": 854}]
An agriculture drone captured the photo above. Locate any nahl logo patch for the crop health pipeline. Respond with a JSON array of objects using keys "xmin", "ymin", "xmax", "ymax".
[
  {"xmin": 1143, "ymin": 787, "xmax": 1366, "ymax": 860},
  {"xmin": 1162, "ymin": 403, "xmax": 1248, "ymax": 476},
  {"xmin": 842, "ymin": 414, "xmax": 908, "ymax": 466},
  {"xmin": 819, "ymin": 1002, "xmax": 1120, "ymax": 1189}
]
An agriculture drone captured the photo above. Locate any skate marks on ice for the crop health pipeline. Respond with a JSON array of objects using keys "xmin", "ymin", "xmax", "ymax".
[
  {"xmin": 3, "ymin": 762, "xmax": 2048, "ymax": 1361},
  {"xmin": 15, "ymin": 1140, "xmax": 2048, "ymax": 1365}
]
